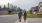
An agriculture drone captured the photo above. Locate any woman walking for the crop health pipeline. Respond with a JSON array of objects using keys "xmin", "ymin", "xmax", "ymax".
[{"xmin": 24, "ymin": 11, "xmax": 27, "ymax": 22}]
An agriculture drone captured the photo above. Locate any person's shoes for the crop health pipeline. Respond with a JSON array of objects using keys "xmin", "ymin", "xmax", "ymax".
[{"xmin": 19, "ymin": 20, "xmax": 21, "ymax": 22}]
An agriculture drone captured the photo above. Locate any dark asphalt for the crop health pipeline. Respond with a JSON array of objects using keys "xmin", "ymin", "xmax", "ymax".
[{"xmin": 0, "ymin": 14, "xmax": 19, "ymax": 23}]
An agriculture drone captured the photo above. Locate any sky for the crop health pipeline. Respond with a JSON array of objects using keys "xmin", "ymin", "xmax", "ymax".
[{"xmin": 0, "ymin": 0, "xmax": 42, "ymax": 11}]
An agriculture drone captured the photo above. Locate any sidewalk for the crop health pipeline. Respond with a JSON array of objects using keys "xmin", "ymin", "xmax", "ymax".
[{"xmin": 14, "ymin": 16, "xmax": 28, "ymax": 23}]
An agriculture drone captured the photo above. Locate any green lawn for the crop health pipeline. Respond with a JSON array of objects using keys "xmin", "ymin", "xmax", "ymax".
[
  {"xmin": 27, "ymin": 11, "xmax": 42, "ymax": 18},
  {"xmin": 27, "ymin": 14, "xmax": 42, "ymax": 18}
]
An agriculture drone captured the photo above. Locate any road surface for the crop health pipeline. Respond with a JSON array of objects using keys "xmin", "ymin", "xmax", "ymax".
[
  {"xmin": 0, "ymin": 14, "xmax": 19, "ymax": 23},
  {"xmin": 28, "ymin": 18, "xmax": 42, "ymax": 23},
  {"xmin": 0, "ymin": 14, "xmax": 42, "ymax": 23}
]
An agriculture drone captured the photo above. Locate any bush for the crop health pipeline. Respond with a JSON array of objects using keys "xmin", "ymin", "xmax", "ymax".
[{"xmin": 8, "ymin": 11, "xmax": 11, "ymax": 14}]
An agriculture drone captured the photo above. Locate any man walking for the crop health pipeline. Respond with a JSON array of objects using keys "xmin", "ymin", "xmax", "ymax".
[{"xmin": 18, "ymin": 10, "xmax": 22, "ymax": 22}]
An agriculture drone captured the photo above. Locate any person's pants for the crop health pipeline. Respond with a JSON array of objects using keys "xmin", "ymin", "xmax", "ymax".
[
  {"xmin": 24, "ymin": 16, "xmax": 26, "ymax": 22},
  {"xmin": 19, "ymin": 16, "xmax": 21, "ymax": 22}
]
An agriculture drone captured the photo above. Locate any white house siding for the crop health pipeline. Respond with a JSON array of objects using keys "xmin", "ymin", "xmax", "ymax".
[
  {"xmin": 0, "ymin": 11, "xmax": 8, "ymax": 15},
  {"xmin": 39, "ymin": 7, "xmax": 42, "ymax": 11}
]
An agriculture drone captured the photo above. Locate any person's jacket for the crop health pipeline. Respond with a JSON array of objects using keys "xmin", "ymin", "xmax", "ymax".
[{"xmin": 18, "ymin": 11, "xmax": 22, "ymax": 16}]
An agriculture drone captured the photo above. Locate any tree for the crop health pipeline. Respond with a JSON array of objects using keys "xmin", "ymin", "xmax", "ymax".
[
  {"xmin": 14, "ymin": 6, "xmax": 17, "ymax": 10},
  {"xmin": 0, "ymin": 6, "xmax": 1, "ymax": 8},
  {"xmin": 8, "ymin": 3, "xmax": 10, "ymax": 11},
  {"xmin": 3, "ymin": 5, "xmax": 6, "ymax": 9},
  {"xmin": 17, "ymin": 7, "xmax": 22, "ymax": 11},
  {"xmin": 0, "ymin": 6, "xmax": 1, "ymax": 11},
  {"xmin": 30, "ymin": 10, "xmax": 32, "ymax": 14},
  {"xmin": 35, "ymin": 6, "xmax": 39, "ymax": 13},
  {"xmin": 30, "ymin": 9, "xmax": 32, "ymax": 14},
  {"xmin": 12, "ymin": 6, "xmax": 17, "ymax": 11}
]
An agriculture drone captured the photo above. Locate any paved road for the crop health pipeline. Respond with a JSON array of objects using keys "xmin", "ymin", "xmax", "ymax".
[
  {"xmin": 0, "ymin": 14, "xmax": 42, "ymax": 23},
  {"xmin": 0, "ymin": 14, "xmax": 19, "ymax": 23},
  {"xmin": 28, "ymin": 18, "xmax": 42, "ymax": 23}
]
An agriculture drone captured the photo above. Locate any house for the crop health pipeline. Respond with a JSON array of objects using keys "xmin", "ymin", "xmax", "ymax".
[
  {"xmin": 30, "ymin": 2, "xmax": 42, "ymax": 14},
  {"xmin": 30, "ymin": 6, "xmax": 38, "ymax": 14},
  {"xmin": 39, "ymin": 2, "xmax": 42, "ymax": 11},
  {"xmin": 37, "ymin": 2, "xmax": 42, "ymax": 15}
]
